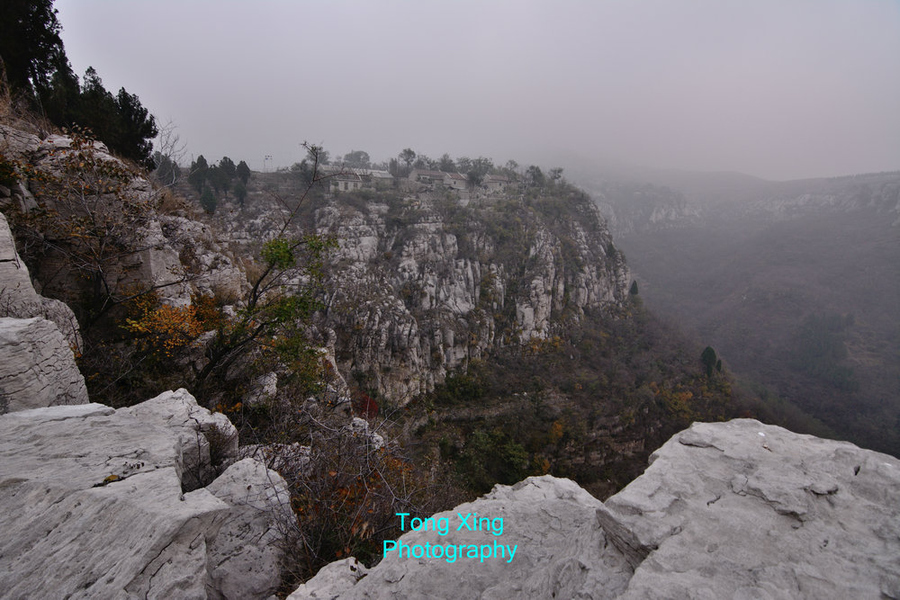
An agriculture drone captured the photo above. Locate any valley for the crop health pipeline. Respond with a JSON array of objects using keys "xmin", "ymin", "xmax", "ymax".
[{"xmin": 578, "ymin": 168, "xmax": 900, "ymax": 456}]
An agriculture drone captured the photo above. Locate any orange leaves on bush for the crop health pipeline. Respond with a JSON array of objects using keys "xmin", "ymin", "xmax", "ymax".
[
  {"xmin": 191, "ymin": 292, "xmax": 224, "ymax": 330},
  {"xmin": 123, "ymin": 291, "xmax": 222, "ymax": 358}
]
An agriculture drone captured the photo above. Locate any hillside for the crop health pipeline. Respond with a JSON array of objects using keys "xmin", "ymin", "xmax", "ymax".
[
  {"xmin": 3, "ymin": 114, "xmax": 897, "ymax": 595},
  {"xmin": 180, "ymin": 168, "xmax": 745, "ymax": 498},
  {"xmin": 1, "ymin": 113, "xmax": 755, "ymax": 584},
  {"xmin": 576, "ymin": 167, "xmax": 900, "ymax": 456}
]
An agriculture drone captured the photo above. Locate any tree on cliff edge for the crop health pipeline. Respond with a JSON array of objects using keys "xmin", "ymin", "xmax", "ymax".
[
  {"xmin": 0, "ymin": 0, "xmax": 63, "ymax": 93},
  {"xmin": 0, "ymin": 2, "xmax": 158, "ymax": 169}
]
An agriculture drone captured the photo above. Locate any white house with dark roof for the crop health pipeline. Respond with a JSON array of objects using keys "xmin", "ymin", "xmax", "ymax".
[
  {"xmin": 443, "ymin": 171, "xmax": 468, "ymax": 191},
  {"xmin": 408, "ymin": 169, "xmax": 446, "ymax": 187},
  {"xmin": 483, "ymin": 174, "xmax": 510, "ymax": 194},
  {"xmin": 330, "ymin": 171, "xmax": 363, "ymax": 193}
]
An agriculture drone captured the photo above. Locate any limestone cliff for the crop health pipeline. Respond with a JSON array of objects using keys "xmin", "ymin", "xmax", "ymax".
[
  {"xmin": 591, "ymin": 181, "xmax": 702, "ymax": 237},
  {"xmin": 311, "ymin": 190, "xmax": 630, "ymax": 403},
  {"xmin": 0, "ymin": 210, "xmax": 87, "ymax": 413}
]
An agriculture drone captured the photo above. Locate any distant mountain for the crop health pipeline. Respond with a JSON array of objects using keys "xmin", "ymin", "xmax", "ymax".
[{"xmin": 576, "ymin": 164, "xmax": 900, "ymax": 456}]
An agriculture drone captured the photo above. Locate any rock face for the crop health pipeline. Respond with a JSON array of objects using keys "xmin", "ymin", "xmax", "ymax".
[
  {"xmin": 122, "ymin": 388, "xmax": 239, "ymax": 491},
  {"xmin": 205, "ymin": 458, "xmax": 293, "ymax": 600},
  {"xmin": 289, "ymin": 419, "xmax": 900, "ymax": 599},
  {"xmin": 592, "ymin": 181, "xmax": 702, "ymax": 237},
  {"xmin": 0, "ymin": 210, "xmax": 81, "ymax": 349},
  {"xmin": 0, "ymin": 125, "xmax": 199, "ymax": 309},
  {"xmin": 313, "ymin": 192, "xmax": 630, "ymax": 403},
  {"xmin": 0, "ymin": 392, "xmax": 289, "ymax": 600},
  {"xmin": 602, "ymin": 420, "xmax": 900, "ymax": 599},
  {"xmin": 0, "ymin": 208, "xmax": 88, "ymax": 414},
  {"xmin": 0, "ymin": 316, "xmax": 88, "ymax": 413}
]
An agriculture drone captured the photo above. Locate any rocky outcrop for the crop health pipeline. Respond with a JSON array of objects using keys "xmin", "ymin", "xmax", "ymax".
[
  {"xmin": 289, "ymin": 419, "xmax": 900, "ymax": 599},
  {"xmin": 286, "ymin": 558, "xmax": 368, "ymax": 600},
  {"xmin": 0, "ymin": 316, "xmax": 88, "ymax": 413},
  {"xmin": 0, "ymin": 210, "xmax": 81, "ymax": 349},
  {"xmin": 0, "ymin": 392, "xmax": 289, "ymax": 600},
  {"xmin": 314, "ymin": 192, "xmax": 630, "ymax": 403},
  {"xmin": 601, "ymin": 419, "xmax": 900, "ymax": 599},
  {"xmin": 121, "ymin": 388, "xmax": 239, "ymax": 491},
  {"xmin": 0, "ymin": 125, "xmax": 201, "ymax": 308},
  {"xmin": 0, "ymin": 208, "xmax": 87, "ymax": 414},
  {"xmin": 591, "ymin": 181, "xmax": 702, "ymax": 237},
  {"xmin": 205, "ymin": 458, "xmax": 293, "ymax": 600}
]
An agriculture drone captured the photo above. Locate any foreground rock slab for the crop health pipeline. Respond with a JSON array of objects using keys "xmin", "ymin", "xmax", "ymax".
[
  {"xmin": 0, "ymin": 393, "xmax": 288, "ymax": 600},
  {"xmin": 290, "ymin": 419, "xmax": 900, "ymax": 599},
  {"xmin": 603, "ymin": 419, "xmax": 900, "ymax": 599}
]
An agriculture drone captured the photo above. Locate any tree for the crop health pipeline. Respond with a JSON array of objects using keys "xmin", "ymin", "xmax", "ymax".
[
  {"xmin": 113, "ymin": 87, "xmax": 158, "ymax": 169},
  {"xmin": 291, "ymin": 160, "xmax": 316, "ymax": 187},
  {"xmin": 233, "ymin": 181, "xmax": 247, "ymax": 206},
  {"xmin": 152, "ymin": 152, "xmax": 180, "ymax": 187},
  {"xmin": 151, "ymin": 120, "xmax": 186, "ymax": 187},
  {"xmin": 77, "ymin": 67, "xmax": 119, "ymax": 145},
  {"xmin": 36, "ymin": 54, "xmax": 80, "ymax": 126},
  {"xmin": 42, "ymin": 65, "xmax": 158, "ymax": 170},
  {"xmin": 466, "ymin": 156, "xmax": 493, "ymax": 188},
  {"xmin": 413, "ymin": 154, "xmax": 435, "ymax": 170},
  {"xmin": 629, "ymin": 280, "xmax": 639, "ymax": 295},
  {"xmin": 701, "ymin": 346, "xmax": 718, "ymax": 378},
  {"xmin": 188, "ymin": 155, "xmax": 208, "ymax": 193},
  {"xmin": 399, "ymin": 148, "xmax": 416, "ymax": 172},
  {"xmin": 526, "ymin": 165, "xmax": 545, "ymax": 188},
  {"xmin": 218, "ymin": 156, "xmax": 236, "ymax": 180},
  {"xmin": 0, "ymin": 0, "xmax": 63, "ymax": 93},
  {"xmin": 207, "ymin": 164, "xmax": 229, "ymax": 196},
  {"xmin": 549, "ymin": 167, "xmax": 564, "ymax": 183},
  {"xmin": 236, "ymin": 160, "xmax": 251, "ymax": 184},
  {"xmin": 342, "ymin": 150, "xmax": 370, "ymax": 169},
  {"xmin": 438, "ymin": 153, "xmax": 456, "ymax": 172},
  {"xmin": 310, "ymin": 147, "xmax": 330, "ymax": 166},
  {"xmin": 200, "ymin": 186, "xmax": 217, "ymax": 213}
]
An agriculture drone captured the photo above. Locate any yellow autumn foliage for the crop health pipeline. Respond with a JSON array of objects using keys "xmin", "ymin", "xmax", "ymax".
[{"xmin": 123, "ymin": 291, "xmax": 219, "ymax": 358}]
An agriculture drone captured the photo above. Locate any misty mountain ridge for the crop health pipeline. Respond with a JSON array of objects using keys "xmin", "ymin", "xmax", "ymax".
[
  {"xmin": 564, "ymin": 155, "xmax": 900, "ymax": 237},
  {"xmin": 576, "ymin": 160, "xmax": 900, "ymax": 457}
]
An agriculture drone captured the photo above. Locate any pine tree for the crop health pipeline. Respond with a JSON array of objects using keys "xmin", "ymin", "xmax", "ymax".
[{"xmin": 200, "ymin": 186, "xmax": 217, "ymax": 213}]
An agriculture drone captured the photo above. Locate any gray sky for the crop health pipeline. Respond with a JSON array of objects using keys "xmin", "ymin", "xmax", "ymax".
[{"xmin": 56, "ymin": 0, "xmax": 900, "ymax": 180}]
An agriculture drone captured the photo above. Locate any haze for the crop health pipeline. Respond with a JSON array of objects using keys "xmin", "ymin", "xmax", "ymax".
[{"xmin": 55, "ymin": 0, "xmax": 900, "ymax": 180}]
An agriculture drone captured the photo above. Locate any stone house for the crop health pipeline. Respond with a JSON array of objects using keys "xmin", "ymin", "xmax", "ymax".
[
  {"xmin": 443, "ymin": 171, "xmax": 468, "ymax": 191},
  {"xmin": 484, "ymin": 174, "xmax": 510, "ymax": 194},
  {"xmin": 330, "ymin": 172, "xmax": 363, "ymax": 193}
]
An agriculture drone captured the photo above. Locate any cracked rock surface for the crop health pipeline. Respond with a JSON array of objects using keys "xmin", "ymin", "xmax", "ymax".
[
  {"xmin": 289, "ymin": 419, "xmax": 900, "ymax": 599},
  {"xmin": 604, "ymin": 419, "xmax": 900, "ymax": 599},
  {"xmin": 0, "ymin": 211, "xmax": 83, "ymax": 350},
  {"xmin": 0, "ymin": 316, "xmax": 88, "ymax": 413},
  {"xmin": 0, "ymin": 393, "xmax": 287, "ymax": 600}
]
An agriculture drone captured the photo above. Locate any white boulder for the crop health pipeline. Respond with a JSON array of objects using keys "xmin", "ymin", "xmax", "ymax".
[{"xmin": 206, "ymin": 458, "xmax": 293, "ymax": 600}]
